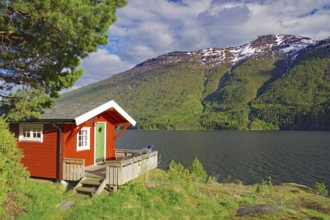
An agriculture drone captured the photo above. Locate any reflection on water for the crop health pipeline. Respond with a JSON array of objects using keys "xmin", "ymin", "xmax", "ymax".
[{"xmin": 117, "ymin": 130, "xmax": 330, "ymax": 188}]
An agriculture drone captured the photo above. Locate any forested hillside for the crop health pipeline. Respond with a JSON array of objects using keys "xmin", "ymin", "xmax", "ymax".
[{"xmin": 57, "ymin": 35, "xmax": 330, "ymax": 130}]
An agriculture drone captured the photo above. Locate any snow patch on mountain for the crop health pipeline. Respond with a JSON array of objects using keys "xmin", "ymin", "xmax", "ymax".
[
  {"xmin": 229, "ymin": 43, "xmax": 261, "ymax": 64},
  {"xmin": 275, "ymin": 35, "xmax": 314, "ymax": 52},
  {"xmin": 275, "ymin": 34, "xmax": 285, "ymax": 46},
  {"xmin": 198, "ymin": 34, "xmax": 316, "ymax": 67},
  {"xmin": 200, "ymin": 48, "xmax": 226, "ymax": 67}
]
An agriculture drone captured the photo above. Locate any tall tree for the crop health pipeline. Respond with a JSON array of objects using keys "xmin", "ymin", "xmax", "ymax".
[{"xmin": 0, "ymin": 0, "xmax": 126, "ymax": 120}]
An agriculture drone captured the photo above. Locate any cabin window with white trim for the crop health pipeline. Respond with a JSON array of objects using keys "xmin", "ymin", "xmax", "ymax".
[
  {"xmin": 19, "ymin": 124, "xmax": 43, "ymax": 142},
  {"xmin": 77, "ymin": 127, "xmax": 90, "ymax": 151}
]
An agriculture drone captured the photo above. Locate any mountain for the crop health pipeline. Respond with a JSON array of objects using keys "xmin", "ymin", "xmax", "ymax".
[{"xmin": 57, "ymin": 34, "xmax": 330, "ymax": 130}]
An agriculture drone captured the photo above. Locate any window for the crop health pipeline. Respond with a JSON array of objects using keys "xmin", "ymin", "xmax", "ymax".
[
  {"xmin": 77, "ymin": 127, "xmax": 90, "ymax": 151},
  {"xmin": 19, "ymin": 124, "xmax": 43, "ymax": 142}
]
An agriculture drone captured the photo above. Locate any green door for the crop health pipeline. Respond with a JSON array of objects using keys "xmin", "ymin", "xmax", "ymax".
[{"xmin": 96, "ymin": 123, "xmax": 105, "ymax": 163}]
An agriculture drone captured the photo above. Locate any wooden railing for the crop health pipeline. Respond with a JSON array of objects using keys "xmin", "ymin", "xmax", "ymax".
[
  {"xmin": 106, "ymin": 151, "xmax": 158, "ymax": 186},
  {"xmin": 63, "ymin": 158, "xmax": 85, "ymax": 181},
  {"xmin": 115, "ymin": 148, "xmax": 149, "ymax": 159}
]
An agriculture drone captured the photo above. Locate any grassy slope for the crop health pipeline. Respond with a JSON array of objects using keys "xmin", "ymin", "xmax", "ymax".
[
  {"xmin": 123, "ymin": 64, "xmax": 205, "ymax": 130},
  {"xmin": 3, "ymin": 169, "xmax": 330, "ymax": 220},
  {"xmin": 201, "ymin": 55, "xmax": 287, "ymax": 130},
  {"xmin": 251, "ymin": 44, "xmax": 330, "ymax": 129}
]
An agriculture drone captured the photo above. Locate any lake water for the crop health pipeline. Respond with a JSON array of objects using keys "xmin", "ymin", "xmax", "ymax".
[{"xmin": 117, "ymin": 130, "xmax": 330, "ymax": 188}]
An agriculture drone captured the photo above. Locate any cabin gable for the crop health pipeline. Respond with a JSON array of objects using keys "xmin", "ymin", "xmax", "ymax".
[{"xmin": 62, "ymin": 112, "xmax": 118, "ymax": 168}]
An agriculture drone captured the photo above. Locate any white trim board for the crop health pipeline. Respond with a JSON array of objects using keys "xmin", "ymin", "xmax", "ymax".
[{"xmin": 74, "ymin": 100, "xmax": 136, "ymax": 126}]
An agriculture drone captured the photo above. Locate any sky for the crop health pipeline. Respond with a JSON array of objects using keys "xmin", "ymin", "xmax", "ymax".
[{"xmin": 74, "ymin": 0, "xmax": 330, "ymax": 89}]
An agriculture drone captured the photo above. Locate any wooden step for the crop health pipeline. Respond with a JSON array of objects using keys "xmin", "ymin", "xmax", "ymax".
[
  {"xmin": 81, "ymin": 177, "xmax": 103, "ymax": 186},
  {"xmin": 74, "ymin": 177, "xmax": 107, "ymax": 198},
  {"xmin": 75, "ymin": 186, "xmax": 97, "ymax": 194}
]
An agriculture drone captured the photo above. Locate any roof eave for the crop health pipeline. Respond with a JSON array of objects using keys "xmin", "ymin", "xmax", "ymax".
[
  {"xmin": 74, "ymin": 100, "xmax": 136, "ymax": 126},
  {"xmin": 12, "ymin": 119, "xmax": 75, "ymax": 124}
]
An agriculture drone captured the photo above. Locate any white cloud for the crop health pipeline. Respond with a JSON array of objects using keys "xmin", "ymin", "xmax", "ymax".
[
  {"xmin": 76, "ymin": 0, "xmax": 330, "ymax": 88},
  {"xmin": 76, "ymin": 49, "xmax": 134, "ymax": 88}
]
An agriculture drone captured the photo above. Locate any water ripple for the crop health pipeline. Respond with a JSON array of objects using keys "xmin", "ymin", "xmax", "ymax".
[{"xmin": 118, "ymin": 130, "xmax": 330, "ymax": 188}]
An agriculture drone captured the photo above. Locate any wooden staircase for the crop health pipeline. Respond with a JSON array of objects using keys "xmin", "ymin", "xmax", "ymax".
[{"xmin": 74, "ymin": 177, "xmax": 107, "ymax": 198}]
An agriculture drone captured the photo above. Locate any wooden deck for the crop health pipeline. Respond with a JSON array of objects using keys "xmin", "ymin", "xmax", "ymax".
[
  {"xmin": 85, "ymin": 163, "xmax": 106, "ymax": 178},
  {"xmin": 63, "ymin": 150, "xmax": 158, "ymax": 186}
]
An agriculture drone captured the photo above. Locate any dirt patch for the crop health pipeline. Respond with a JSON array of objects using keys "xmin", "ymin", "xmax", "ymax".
[
  {"xmin": 57, "ymin": 201, "xmax": 75, "ymax": 211},
  {"xmin": 300, "ymin": 199, "xmax": 330, "ymax": 214},
  {"xmin": 145, "ymin": 182, "xmax": 181, "ymax": 193},
  {"xmin": 1, "ymin": 192, "xmax": 27, "ymax": 219},
  {"xmin": 279, "ymin": 217, "xmax": 301, "ymax": 220},
  {"xmin": 283, "ymin": 183, "xmax": 313, "ymax": 192},
  {"xmin": 237, "ymin": 204, "xmax": 284, "ymax": 217}
]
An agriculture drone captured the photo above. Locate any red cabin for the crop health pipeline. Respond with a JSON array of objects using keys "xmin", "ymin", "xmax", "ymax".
[{"xmin": 10, "ymin": 100, "xmax": 136, "ymax": 181}]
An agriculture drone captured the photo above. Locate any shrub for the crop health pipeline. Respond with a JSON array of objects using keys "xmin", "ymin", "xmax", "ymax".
[
  {"xmin": 168, "ymin": 158, "xmax": 209, "ymax": 184},
  {"xmin": 255, "ymin": 176, "xmax": 273, "ymax": 194},
  {"xmin": 189, "ymin": 157, "xmax": 208, "ymax": 183},
  {"xmin": 168, "ymin": 160, "xmax": 191, "ymax": 183},
  {"xmin": 314, "ymin": 182, "xmax": 328, "ymax": 196},
  {"xmin": 0, "ymin": 117, "xmax": 29, "ymax": 212}
]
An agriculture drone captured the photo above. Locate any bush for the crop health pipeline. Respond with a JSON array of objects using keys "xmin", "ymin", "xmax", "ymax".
[
  {"xmin": 255, "ymin": 176, "xmax": 273, "ymax": 194},
  {"xmin": 314, "ymin": 182, "xmax": 328, "ymax": 196},
  {"xmin": 168, "ymin": 160, "xmax": 191, "ymax": 183},
  {"xmin": 189, "ymin": 157, "xmax": 208, "ymax": 183},
  {"xmin": 0, "ymin": 117, "xmax": 29, "ymax": 212},
  {"xmin": 168, "ymin": 158, "xmax": 209, "ymax": 184}
]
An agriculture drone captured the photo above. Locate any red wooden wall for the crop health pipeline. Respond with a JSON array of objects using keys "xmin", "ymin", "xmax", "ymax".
[{"xmin": 11, "ymin": 124, "xmax": 58, "ymax": 179}]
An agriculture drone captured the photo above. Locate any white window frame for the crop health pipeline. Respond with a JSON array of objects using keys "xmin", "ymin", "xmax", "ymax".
[
  {"xmin": 76, "ymin": 127, "xmax": 90, "ymax": 151},
  {"xmin": 19, "ymin": 123, "xmax": 43, "ymax": 142}
]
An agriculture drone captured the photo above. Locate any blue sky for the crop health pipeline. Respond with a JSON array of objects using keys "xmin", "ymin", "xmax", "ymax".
[{"xmin": 74, "ymin": 0, "xmax": 330, "ymax": 89}]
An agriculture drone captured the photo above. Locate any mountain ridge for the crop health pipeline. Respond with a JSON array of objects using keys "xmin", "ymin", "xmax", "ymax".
[
  {"xmin": 135, "ymin": 34, "xmax": 315, "ymax": 68},
  {"xmin": 58, "ymin": 34, "xmax": 330, "ymax": 130}
]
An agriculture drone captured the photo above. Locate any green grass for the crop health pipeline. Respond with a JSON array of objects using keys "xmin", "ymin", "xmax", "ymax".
[
  {"xmin": 2, "ymin": 168, "xmax": 330, "ymax": 220},
  {"xmin": 16, "ymin": 180, "xmax": 79, "ymax": 220}
]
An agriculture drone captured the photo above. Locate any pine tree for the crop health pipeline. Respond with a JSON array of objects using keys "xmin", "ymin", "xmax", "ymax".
[
  {"xmin": 0, "ymin": 0, "xmax": 126, "ymax": 120},
  {"xmin": 0, "ymin": 117, "xmax": 28, "ymax": 212}
]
